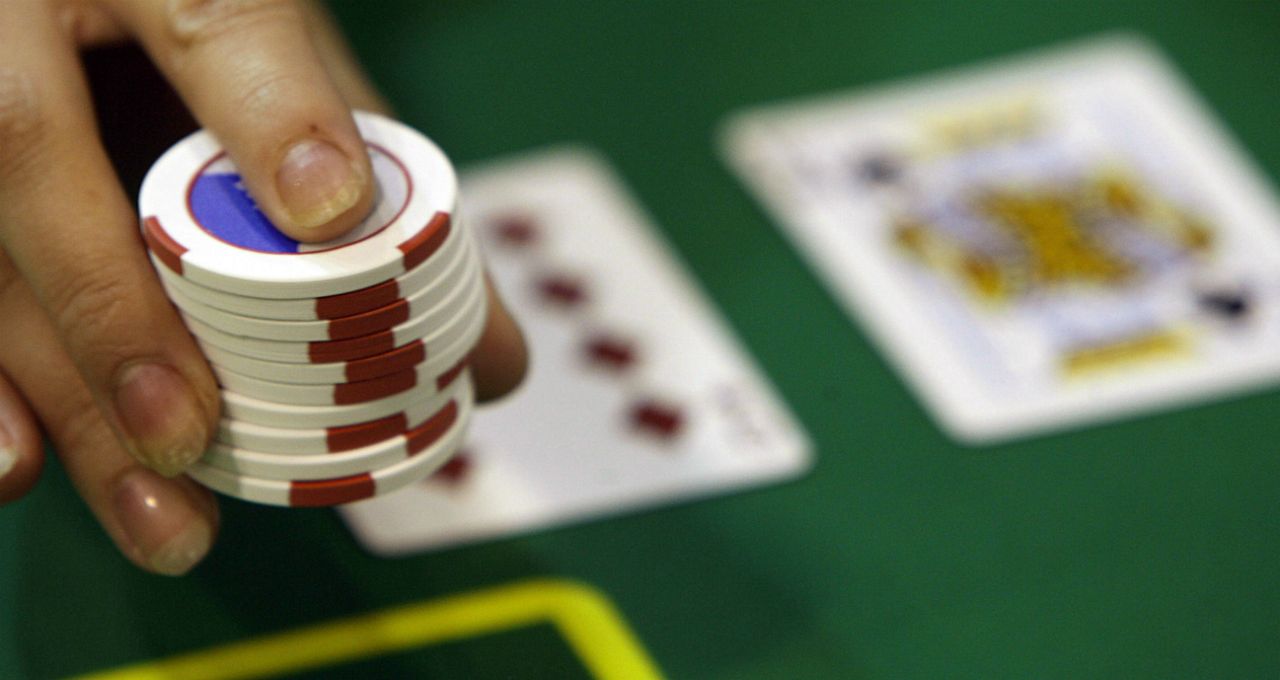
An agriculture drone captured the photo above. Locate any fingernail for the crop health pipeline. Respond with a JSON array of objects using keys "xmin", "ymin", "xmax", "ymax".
[
  {"xmin": 114, "ymin": 362, "xmax": 209, "ymax": 476},
  {"xmin": 276, "ymin": 139, "xmax": 366, "ymax": 229},
  {"xmin": 0, "ymin": 424, "xmax": 15, "ymax": 481},
  {"xmin": 114, "ymin": 468, "xmax": 214, "ymax": 576}
]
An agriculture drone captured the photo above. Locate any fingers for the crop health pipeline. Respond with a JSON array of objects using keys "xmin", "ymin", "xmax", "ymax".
[
  {"xmin": 105, "ymin": 0, "xmax": 374, "ymax": 242},
  {"xmin": 294, "ymin": 2, "xmax": 530, "ymax": 401},
  {"xmin": 472, "ymin": 277, "xmax": 530, "ymax": 402},
  {"xmin": 58, "ymin": 1, "xmax": 129, "ymax": 47},
  {"xmin": 0, "ymin": 3, "xmax": 219, "ymax": 476},
  {"xmin": 0, "ymin": 257, "xmax": 217, "ymax": 575},
  {"xmin": 0, "ymin": 362, "xmax": 44, "ymax": 506}
]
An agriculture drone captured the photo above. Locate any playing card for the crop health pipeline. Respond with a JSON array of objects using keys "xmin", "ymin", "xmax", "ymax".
[
  {"xmin": 340, "ymin": 147, "xmax": 812, "ymax": 555},
  {"xmin": 721, "ymin": 34, "xmax": 1280, "ymax": 443}
]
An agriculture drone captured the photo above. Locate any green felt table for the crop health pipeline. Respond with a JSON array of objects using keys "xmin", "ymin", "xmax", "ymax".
[{"xmin": 4, "ymin": 1, "xmax": 1280, "ymax": 678}]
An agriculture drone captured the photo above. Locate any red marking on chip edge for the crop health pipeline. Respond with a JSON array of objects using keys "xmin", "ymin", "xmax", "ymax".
[
  {"xmin": 493, "ymin": 215, "xmax": 539, "ymax": 247},
  {"xmin": 406, "ymin": 400, "xmax": 458, "ymax": 455},
  {"xmin": 333, "ymin": 368, "xmax": 418, "ymax": 405},
  {"xmin": 435, "ymin": 356, "xmax": 470, "ymax": 390},
  {"xmin": 629, "ymin": 399, "xmax": 685, "ymax": 440},
  {"xmin": 431, "ymin": 452, "xmax": 472, "ymax": 486},
  {"xmin": 315, "ymin": 279, "xmax": 401, "ymax": 319},
  {"xmin": 344, "ymin": 340, "xmax": 426, "ymax": 382},
  {"xmin": 537, "ymin": 274, "xmax": 587, "ymax": 307},
  {"xmin": 585, "ymin": 334, "xmax": 635, "ymax": 371},
  {"xmin": 326, "ymin": 413, "xmax": 409, "ymax": 452},
  {"xmin": 142, "ymin": 217, "xmax": 187, "ymax": 274},
  {"xmin": 398, "ymin": 212, "xmax": 451, "ymax": 270},
  {"xmin": 309, "ymin": 329, "xmax": 397, "ymax": 363},
  {"xmin": 327, "ymin": 299, "xmax": 411, "ymax": 340},
  {"xmin": 289, "ymin": 473, "xmax": 376, "ymax": 507}
]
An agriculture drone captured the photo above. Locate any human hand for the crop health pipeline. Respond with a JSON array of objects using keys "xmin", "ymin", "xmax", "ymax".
[{"xmin": 0, "ymin": 0, "xmax": 527, "ymax": 574}]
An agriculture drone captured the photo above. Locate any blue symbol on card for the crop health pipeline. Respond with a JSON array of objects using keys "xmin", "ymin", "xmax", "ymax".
[{"xmin": 190, "ymin": 173, "xmax": 301, "ymax": 252}]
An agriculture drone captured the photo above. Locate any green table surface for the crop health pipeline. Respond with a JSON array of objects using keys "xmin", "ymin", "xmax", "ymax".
[{"xmin": 5, "ymin": 2, "xmax": 1280, "ymax": 678}]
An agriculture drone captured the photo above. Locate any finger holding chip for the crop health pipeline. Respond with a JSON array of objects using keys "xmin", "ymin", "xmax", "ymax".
[
  {"xmin": 0, "ymin": 0, "xmax": 527, "ymax": 571},
  {"xmin": 141, "ymin": 111, "xmax": 494, "ymax": 507}
]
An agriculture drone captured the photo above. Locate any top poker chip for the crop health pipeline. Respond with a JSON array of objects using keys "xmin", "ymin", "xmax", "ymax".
[{"xmin": 139, "ymin": 111, "xmax": 457, "ymax": 299}]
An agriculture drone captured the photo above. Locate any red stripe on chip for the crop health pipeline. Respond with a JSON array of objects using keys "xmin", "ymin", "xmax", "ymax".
[
  {"xmin": 407, "ymin": 401, "xmax": 458, "ymax": 455},
  {"xmin": 316, "ymin": 279, "xmax": 402, "ymax": 319},
  {"xmin": 333, "ymin": 368, "xmax": 419, "ymax": 405},
  {"xmin": 326, "ymin": 413, "xmax": 410, "ymax": 452},
  {"xmin": 435, "ymin": 356, "xmax": 470, "ymax": 390},
  {"xmin": 289, "ymin": 473, "xmax": 377, "ymax": 507},
  {"xmin": 309, "ymin": 330, "xmax": 398, "ymax": 363},
  {"xmin": 328, "ymin": 299, "xmax": 412, "ymax": 340},
  {"xmin": 399, "ymin": 212, "xmax": 452, "ymax": 271},
  {"xmin": 345, "ymin": 340, "xmax": 426, "ymax": 382},
  {"xmin": 143, "ymin": 216, "xmax": 187, "ymax": 274}
]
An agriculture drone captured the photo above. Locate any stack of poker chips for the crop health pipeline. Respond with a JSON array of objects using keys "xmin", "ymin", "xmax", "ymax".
[{"xmin": 139, "ymin": 111, "xmax": 485, "ymax": 507}]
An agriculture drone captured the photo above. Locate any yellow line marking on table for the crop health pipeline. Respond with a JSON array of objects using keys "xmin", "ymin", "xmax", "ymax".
[{"xmin": 75, "ymin": 578, "xmax": 663, "ymax": 680}]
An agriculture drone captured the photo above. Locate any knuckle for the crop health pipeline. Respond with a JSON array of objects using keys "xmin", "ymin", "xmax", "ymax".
[
  {"xmin": 44, "ymin": 267, "xmax": 143, "ymax": 364},
  {"xmin": 0, "ymin": 68, "xmax": 49, "ymax": 180},
  {"xmin": 165, "ymin": 0, "xmax": 298, "ymax": 47},
  {"xmin": 51, "ymin": 387, "xmax": 111, "ymax": 458},
  {"xmin": 234, "ymin": 69, "xmax": 299, "ymax": 119},
  {"xmin": 60, "ymin": 3, "xmax": 128, "ymax": 48},
  {"xmin": 0, "ymin": 69, "xmax": 42, "ymax": 138}
]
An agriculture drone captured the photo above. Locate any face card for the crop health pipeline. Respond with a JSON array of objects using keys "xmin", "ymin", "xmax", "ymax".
[
  {"xmin": 340, "ymin": 148, "xmax": 812, "ymax": 555},
  {"xmin": 721, "ymin": 34, "xmax": 1280, "ymax": 443}
]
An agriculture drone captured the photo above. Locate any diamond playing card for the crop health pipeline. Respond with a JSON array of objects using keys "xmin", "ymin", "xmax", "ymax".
[
  {"xmin": 721, "ymin": 35, "xmax": 1280, "ymax": 443},
  {"xmin": 340, "ymin": 148, "xmax": 812, "ymax": 555}
]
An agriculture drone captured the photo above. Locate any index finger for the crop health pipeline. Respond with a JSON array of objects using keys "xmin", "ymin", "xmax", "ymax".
[
  {"xmin": 105, "ymin": 0, "xmax": 375, "ymax": 242},
  {"xmin": 0, "ymin": 1, "xmax": 219, "ymax": 476}
]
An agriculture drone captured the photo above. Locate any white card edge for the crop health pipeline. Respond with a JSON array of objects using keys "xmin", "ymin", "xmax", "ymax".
[{"xmin": 717, "ymin": 32, "xmax": 1280, "ymax": 445}]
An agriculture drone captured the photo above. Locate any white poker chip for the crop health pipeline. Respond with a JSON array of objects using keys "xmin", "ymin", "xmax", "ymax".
[
  {"xmin": 182, "ymin": 265, "xmax": 486, "ymax": 363},
  {"xmin": 220, "ymin": 364, "xmax": 465, "ymax": 428},
  {"xmin": 142, "ymin": 111, "xmax": 486, "ymax": 507},
  {"xmin": 140, "ymin": 110, "xmax": 459, "ymax": 298},
  {"xmin": 215, "ymin": 375, "xmax": 462, "ymax": 454},
  {"xmin": 189, "ymin": 382, "xmax": 471, "ymax": 506},
  {"xmin": 162, "ymin": 236, "xmax": 477, "ymax": 341},
  {"xmin": 199, "ymin": 296, "xmax": 486, "ymax": 384},
  {"xmin": 150, "ymin": 210, "xmax": 471, "ymax": 321},
  {"xmin": 203, "ymin": 375, "xmax": 469, "ymax": 480},
  {"xmin": 211, "ymin": 345, "xmax": 469, "ymax": 406},
  {"xmin": 205, "ymin": 398, "xmax": 461, "ymax": 482}
]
